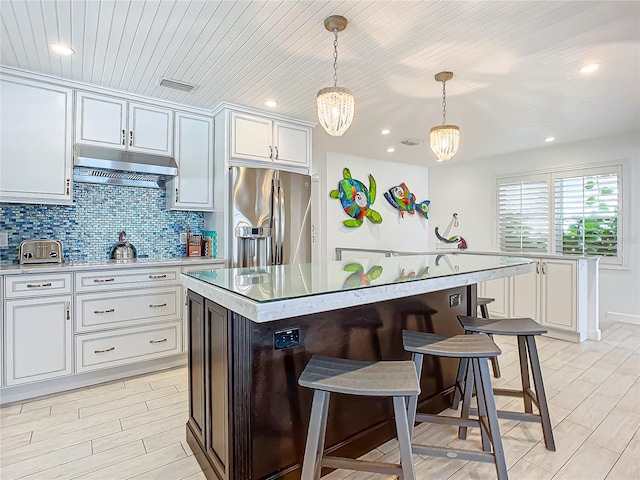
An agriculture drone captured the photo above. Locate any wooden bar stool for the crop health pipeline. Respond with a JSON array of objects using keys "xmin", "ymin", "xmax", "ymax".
[
  {"xmin": 298, "ymin": 355, "xmax": 420, "ymax": 479},
  {"xmin": 403, "ymin": 330, "xmax": 508, "ymax": 480},
  {"xmin": 455, "ymin": 316, "xmax": 556, "ymax": 452},
  {"xmin": 477, "ymin": 297, "xmax": 501, "ymax": 378}
]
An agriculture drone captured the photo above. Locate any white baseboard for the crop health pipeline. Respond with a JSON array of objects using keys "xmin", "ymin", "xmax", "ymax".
[{"xmin": 606, "ymin": 311, "xmax": 640, "ymax": 326}]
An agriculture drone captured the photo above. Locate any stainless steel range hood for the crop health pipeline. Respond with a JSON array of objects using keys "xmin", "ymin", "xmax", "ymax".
[{"xmin": 73, "ymin": 145, "xmax": 178, "ymax": 189}]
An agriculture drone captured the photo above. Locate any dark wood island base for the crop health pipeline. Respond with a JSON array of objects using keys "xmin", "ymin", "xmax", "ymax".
[{"xmin": 186, "ymin": 285, "xmax": 476, "ymax": 480}]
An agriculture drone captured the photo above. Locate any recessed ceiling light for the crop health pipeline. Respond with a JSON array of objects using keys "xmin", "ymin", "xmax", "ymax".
[
  {"xmin": 578, "ymin": 63, "xmax": 600, "ymax": 74},
  {"xmin": 380, "ymin": 129, "xmax": 390, "ymax": 135},
  {"xmin": 264, "ymin": 99, "xmax": 278, "ymax": 108},
  {"xmin": 50, "ymin": 43, "xmax": 74, "ymax": 56},
  {"xmin": 545, "ymin": 136, "xmax": 555, "ymax": 142},
  {"xmin": 386, "ymin": 147, "xmax": 395, "ymax": 153}
]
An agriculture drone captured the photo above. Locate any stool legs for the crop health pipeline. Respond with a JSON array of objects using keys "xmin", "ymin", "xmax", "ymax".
[
  {"xmin": 476, "ymin": 358, "xmax": 508, "ymax": 480},
  {"xmin": 517, "ymin": 336, "xmax": 533, "ymax": 414},
  {"xmin": 407, "ymin": 353, "xmax": 423, "ymax": 437},
  {"xmin": 393, "ymin": 396, "xmax": 417, "ymax": 479},
  {"xmin": 526, "ymin": 336, "xmax": 556, "ymax": 451},
  {"xmin": 301, "ymin": 390, "xmax": 330, "ymax": 480}
]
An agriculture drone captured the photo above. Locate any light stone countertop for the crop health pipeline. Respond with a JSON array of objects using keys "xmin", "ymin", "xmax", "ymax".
[
  {"xmin": 181, "ymin": 253, "xmax": 534, "ymax": 323},
  {"xmin": 0, "ymin": 256, "xmax": 226, "ymax": 275}
]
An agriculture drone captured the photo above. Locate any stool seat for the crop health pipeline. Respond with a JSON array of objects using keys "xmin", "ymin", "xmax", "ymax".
[
  {"xmin": 477, "ymin": 297, "xmax": 495, "ymax": 307},
  {"xmin": 458, "ymin": 316, "xmax": 547, "ymax": 336},
  {"xmin": 403, "ymin": 331, "xmax": 501, "ymax": 358},
  {"xmin": 298, "ymin": 355, "xmax": 420, "ymax": 397}
]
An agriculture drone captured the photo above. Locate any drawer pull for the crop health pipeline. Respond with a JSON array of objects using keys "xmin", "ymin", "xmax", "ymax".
[
  {"xmin": 94, "ymin": 308, "xmax": 115, "ymax": 314},
  {"xmin": 149, "ymin": 303, "xmax": 167, "ymax": 308},
  {"xmin": 27, "ymin": 283, "xmax": 52, "ymax": 288},
  {"xmin": 94, "ymin": 347, "xmax": 115, "ymax": 353},
  {"xmin": 149, "ymin": 338, "xmax": 167, "ymax": 344},
  {"xmin": 94, "ymin": 278, "xmax": 115, "ymax": 283},
  {"xmin": 149, "ymin": 274, "xmax": 167, "ymax": 279}
]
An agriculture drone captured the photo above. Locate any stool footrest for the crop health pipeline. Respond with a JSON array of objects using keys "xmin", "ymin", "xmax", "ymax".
[
  {"xmin": 493, "ymin": 387, "xmax": 540, "ymax": 407},
  {"xmin": 412, "ymin": 444, "xmax": 498, "ymax": 463},
  {"xmin": 415, "ymin": 412, "xmax": 478, "ymax": 428},
  {"xmin": 322, "ymin": 456, "xmax": 402, "ymax": 475},
  {"xmin": 470, "ymin": 408, "xmax": 544, "ymax": 423}
]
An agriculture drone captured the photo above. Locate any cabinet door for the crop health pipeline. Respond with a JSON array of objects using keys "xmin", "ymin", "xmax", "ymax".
[
  {"xmin": 511, "ymin": 266, "xmax": 540, "ymax": 320},
  {"xmin": 230, "ymin": 112, "xmax": 272, "ymax": 163},
  {"xmin": 480, "ymin": 277, "xmax": 510, "ymax": 317},
  {"xmin": 541, "ymin": 259, "xmax": 577, "ymax": 331},
  {"xmin": 75, "ymin": 92, "xmax": 127, "ymax": 149},
  {"xmin": 168, "ymin": 112, "xmax": 214, "ymax": 211},
  {"xmin": 187, "ymin": 291, "xmax": 206, "ymax": 448},
  {"xmin": 128, "ymin": 102, "xmax": 173, "ymax": 155},
  {"xmin": 273, "ymin": 121, "xmax": 310, "ymax": 167},
  {"xmin": 0, "ymin": 77, "xmax": 73, "ymax": 204},
  {"xmin": 4, "ymin": 296, "xmax": 72, "ymax": 386}
]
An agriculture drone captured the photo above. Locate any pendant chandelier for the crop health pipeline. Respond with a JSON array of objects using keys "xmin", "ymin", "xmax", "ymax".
[
  {"xmin": 430, "ymin": 71, "xmax": 460, "ymax": 162},
  {"xmin": 317, "ymin": 15, "xmax": 355, "ymax": 137}
]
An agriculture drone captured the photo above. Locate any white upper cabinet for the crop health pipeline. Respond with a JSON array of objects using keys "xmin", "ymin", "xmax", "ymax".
[
  {"xmin": 0, "ymin": 75, "xmax": 73, "ymax": 205},
  {"xmin": 273, "ymin": 121, "xmax": 310, "ymax": 168},
  {"xmin": 166, "ymin": 112, "xmax": 214, "ymax": 211},
  {"xmin": 225, "ymin": 107, "xmax": 312, "ymax": 172},
  {"xmin": 76, "ymin": 92, "xmax": 173, "ymax": 156}
]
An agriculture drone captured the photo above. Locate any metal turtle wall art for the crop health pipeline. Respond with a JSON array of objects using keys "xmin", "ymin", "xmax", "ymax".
[{"xmin": 330, "ymin": 168, "xmax": 383, "ymax": 228}]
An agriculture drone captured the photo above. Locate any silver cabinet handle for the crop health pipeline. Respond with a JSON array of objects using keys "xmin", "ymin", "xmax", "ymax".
[
  {"xmin": 66, "ymin": 178, "xmax": 70, "ymax": 195},
  {"xmin": 122, "ymin": 129, "xmax": 125, "ymax": 145},
  {"xmin": 94, "ymin": 308, "xmax": 115, "ymax": 314},
  {"xmin": 541, "ymin": 262, "xmax": 546, "ymax": 275},
  {"xmin": 149, "ymin": 303, "xmax": 167, "ymax": 308},
  {"xmin": 176, "ymin": 188, "xmax": 179, "ymax": 202},
  {"xmin": 94, "ymin": 278, "xmax": 115, "ymax": 283},
  {"xmin": 536, "ymin": 261, "xmax": 540, "ymax": 274},
  {"xmin": 94, "ymin": 347, "xmax": 115, "ymax": 353},
  {"xmin": 129, "ymin": 130, "xmax": 133, "ymax": 146},
  {"xmin": 66, "ymin": 302, "xmax": 70, "ymax": 321},
  {"xmin": 274, "ymin": 146, "xmax": 279, "ymax": 160},
  {"xmin": 149, "ymin": 338, "xmax": 167, "ymax": 344},
  {"xmin": 269, "ymin": 146, "xmax": 273, "ymax": 159},
  {"xmin": 27, "ymin": 283, "xmax": 52, "ymax": 288},
  {"xmin": 149, "ymin": 274, "xmax": 167, "ymax": 279}
]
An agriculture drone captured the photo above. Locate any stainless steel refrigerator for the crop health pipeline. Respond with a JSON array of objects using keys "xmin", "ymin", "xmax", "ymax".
[{"xmin": 229, "ymin": 166, "xmax": 311, "ymax": 268}]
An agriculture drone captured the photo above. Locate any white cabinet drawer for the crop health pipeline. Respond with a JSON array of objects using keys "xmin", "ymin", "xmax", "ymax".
[
  {"xmin": 75, "ymin": 267, "xmax": 180, "ymax": 292},
  {"xmin": 4, "ymin": 273, "xmax": 72, "ymax": 299},
  {"xmin": 76, "ymin": 322, "xmax": 181, "ymax": 372},
  {"xmin": 75, "ymin": 286, "xmax": 180, "ymax": 333}
]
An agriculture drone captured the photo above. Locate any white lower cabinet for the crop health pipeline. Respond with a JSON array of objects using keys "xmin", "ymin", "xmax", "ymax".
[
  {"xmin": 76, "ymin": 321, "xmax": 181, "ymax": 373},
  {"xmin": 4, "ymin": 295, "xmax": 72, "ymax": 386},
  {"xmin": 480, "ymin": 256, "xmax": 597, "ymax": 342}
]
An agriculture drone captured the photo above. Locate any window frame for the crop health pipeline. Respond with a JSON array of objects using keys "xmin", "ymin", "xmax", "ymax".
[{"xmin": 495, "ymin": 164, "xmax": 624, "ymax": 266}]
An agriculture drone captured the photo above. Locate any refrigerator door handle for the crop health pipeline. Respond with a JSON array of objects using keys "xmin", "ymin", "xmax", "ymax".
[
  {"xmin": 271, "ymin": 180, "xmax": 278, "ymax": 265},
  {"xmin": 278, "ymin": 184, "xmax": 285, "ymax": 265}
]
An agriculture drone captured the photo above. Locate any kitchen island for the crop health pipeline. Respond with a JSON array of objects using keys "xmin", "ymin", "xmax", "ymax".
[{"xmin": 181, "ymin": 253, "xmax": 533, "ymax": 480}]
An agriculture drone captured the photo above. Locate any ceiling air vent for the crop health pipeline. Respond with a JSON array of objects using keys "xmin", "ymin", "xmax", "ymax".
[
  {"xmin": 159, "ymin": 78, "xmax": 197, "ymax": 93},
  {"xmin": 401, "ymin": 138, "xmax": 423, "ymax": 146}
]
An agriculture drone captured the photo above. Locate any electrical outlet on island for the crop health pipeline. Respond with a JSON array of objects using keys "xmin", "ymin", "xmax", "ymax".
[
  {"xmin": 0, "ymin": 231, "xmax": 8, "ymax": 248},
  {"xmin": 180, "ymin": 232, "xmax": 187, "ymax": 245}
]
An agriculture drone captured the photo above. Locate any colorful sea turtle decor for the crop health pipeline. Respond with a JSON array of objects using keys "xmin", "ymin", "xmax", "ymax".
[
  {"xmin": 342, "ymin": 263, "xmax": 384, "ymax": 289},
  {"xmin": 383, "ymin": 182, "xmax": 430, "ymax": 219},
  {"xmin": 329, "ymin": 168, "xmax": 383, "ymax": 228}
]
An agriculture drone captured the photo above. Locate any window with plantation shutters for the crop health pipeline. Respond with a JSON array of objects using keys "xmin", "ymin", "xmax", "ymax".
[
  {"xmin": 554, "ymin": 169, "xmax": 620, "ymax": 258},
  {"xmin": 496, "ymin": 165, "xmax": 623, "ymax": 265},
  {"xmin": 498, "ymin": 178, "xmax": 549, "ymax": 253}
]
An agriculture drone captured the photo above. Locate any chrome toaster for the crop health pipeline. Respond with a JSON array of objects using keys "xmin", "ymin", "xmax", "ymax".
[{"xmin": 18, "ymin": 239, "xmax": 64, "ymax": 264}]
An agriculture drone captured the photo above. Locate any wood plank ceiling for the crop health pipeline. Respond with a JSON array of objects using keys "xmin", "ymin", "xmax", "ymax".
[{"xmin": 1, "ymin": 0, "xmax": 639, "ymax": 165}]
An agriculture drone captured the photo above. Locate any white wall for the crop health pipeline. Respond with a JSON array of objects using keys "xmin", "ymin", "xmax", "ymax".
[
  {"xmin": 428, "ymin": 132, "xmax": 640, "ymax": 321},
  {"xmin": 313, "ymin": 151, "xmax": 429, "ymax": 261}
]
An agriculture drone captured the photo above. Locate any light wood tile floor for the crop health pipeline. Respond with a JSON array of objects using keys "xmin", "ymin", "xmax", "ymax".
[{"xmin": 0, "ymin": 321, "xmax": 638, "ymax": 479}]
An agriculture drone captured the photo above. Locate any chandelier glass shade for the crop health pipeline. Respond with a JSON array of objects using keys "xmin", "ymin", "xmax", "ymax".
[
  {"xmin": 317, "ymin": 15, "xmax": 354, "ymax": 137},
  {"xmin": 429, "ymin": 124, "xmax": 460, "ymax": 162},
  {"xmin": 317, "ymin": 86, "xmax": 355, "ymax": 137},
  {"xmin": 430, "ymin": 71, "xmax": 460, "ymax": 162}
]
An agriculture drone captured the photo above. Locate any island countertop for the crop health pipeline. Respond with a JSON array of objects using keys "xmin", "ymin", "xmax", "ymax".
[{"xmin": 181, "ymin": 253, "xmax": 534, "ymax": 323}]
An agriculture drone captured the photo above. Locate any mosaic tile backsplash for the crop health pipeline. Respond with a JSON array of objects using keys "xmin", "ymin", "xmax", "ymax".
[{"xmin": 0, "ymin": 183, "xmax": 205, "ymax": 263}]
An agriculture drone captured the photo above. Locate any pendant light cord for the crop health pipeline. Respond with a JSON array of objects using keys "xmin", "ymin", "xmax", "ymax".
[
  {"xmin": 333, "ymin": 28, "xmax": 339, "ymax": 87},
  {"xmin": 441, "ymin": 80, "xmax": 447, "ymax": 125}
]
